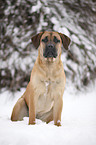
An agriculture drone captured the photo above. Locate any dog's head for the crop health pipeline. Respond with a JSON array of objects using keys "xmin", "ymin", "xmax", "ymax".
[{"xmin": 31, "ymin": 31, "xmax": 71, "ymax": 62}]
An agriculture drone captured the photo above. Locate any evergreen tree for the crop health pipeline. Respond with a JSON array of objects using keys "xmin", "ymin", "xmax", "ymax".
[{"xmin": 0, "ymin": 0, "xmax": 96, "ymax": 91}]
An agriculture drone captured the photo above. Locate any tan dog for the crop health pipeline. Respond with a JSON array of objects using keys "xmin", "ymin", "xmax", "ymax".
[{"xmin": 11, "ymin": 31, "xmax": 71, "ymax": 126}]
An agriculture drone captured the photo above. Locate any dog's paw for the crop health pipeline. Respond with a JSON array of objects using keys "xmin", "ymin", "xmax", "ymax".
[
  {"xmin": 29, "ymin": 120, "xmax": 36, "ymax": 125},
  {"xmin": 54, "ymin": 120, "xmax": 61, "ymax": 127}
]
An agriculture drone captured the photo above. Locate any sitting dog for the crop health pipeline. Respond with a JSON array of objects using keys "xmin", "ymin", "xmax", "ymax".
[{"xmin": 11, "ymin": 31, "xmax": 71, "ymax": 126}]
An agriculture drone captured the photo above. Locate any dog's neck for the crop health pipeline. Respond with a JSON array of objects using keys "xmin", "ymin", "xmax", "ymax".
[{"xmin": 36, "ymin": 55, "xmax": 62, "ymax": 78}]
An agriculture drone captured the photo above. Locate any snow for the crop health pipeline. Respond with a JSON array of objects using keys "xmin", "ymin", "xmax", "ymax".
[
  {"xmin": 0, "ymin": 84, "xmax": 96, "ymax": 145},
  {"xmin": 30, "ymin": 1, "xmax": 42, "ymax": 13},
  {"xmin": 71, "ymin": 34, "xmax": 81, "ymax": 45}
]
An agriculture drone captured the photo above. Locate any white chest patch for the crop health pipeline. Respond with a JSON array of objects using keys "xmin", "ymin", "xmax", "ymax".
[
  {"xmin": 36, "ymin": 80, "xmax": 54, "ymax": 115},
  {"xmin": 44, "ymin": 81, "xmax": 50, "ymax": 97},
  {"xmin": 45, "ymin": 81, "xmax": 50, "ymax": 89}
]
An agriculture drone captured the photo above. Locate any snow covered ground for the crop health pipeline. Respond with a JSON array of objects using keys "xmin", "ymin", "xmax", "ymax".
[{"xmin": 0, "ymin": 84, "xmax": 96, "ymax": 145}]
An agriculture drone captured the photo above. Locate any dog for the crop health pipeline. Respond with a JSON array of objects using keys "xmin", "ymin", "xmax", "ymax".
[{"xmin": 11, "ymin": 31, "xmax": 71, "ymax": 126}]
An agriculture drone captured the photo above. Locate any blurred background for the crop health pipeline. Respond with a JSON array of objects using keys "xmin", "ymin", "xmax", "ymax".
[{"xmin": 0, "ymin": 0, "xmax": 96, "ymax": 92}]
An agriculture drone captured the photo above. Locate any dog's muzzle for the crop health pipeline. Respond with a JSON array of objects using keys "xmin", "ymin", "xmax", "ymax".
[{"xmin": 43, "ymin": 44, "xmax": 57, "ymax": 58}]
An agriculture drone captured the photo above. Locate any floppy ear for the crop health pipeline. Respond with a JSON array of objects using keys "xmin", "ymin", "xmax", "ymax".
[
  {"xmin": 59, "ymin": 33, "xmax": 71, "ymax": 50},
  {"xmin": 31, "ymin": 32, "xmax": 44, "ymax": 49}
]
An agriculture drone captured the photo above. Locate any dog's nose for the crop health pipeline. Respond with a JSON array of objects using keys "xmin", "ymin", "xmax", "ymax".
[{"xmin": 47, "ymin": 44, "xmax": 54, "ymax": 49}]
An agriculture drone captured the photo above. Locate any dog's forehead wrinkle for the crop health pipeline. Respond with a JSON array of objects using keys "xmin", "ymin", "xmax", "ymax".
[
  {"xmin": 50, "ymin": 32, "xmax": 52, "ymax": 36},
  {"xmin": 42, "ymin": 31, "xmax": 61, "ymax": 41}
]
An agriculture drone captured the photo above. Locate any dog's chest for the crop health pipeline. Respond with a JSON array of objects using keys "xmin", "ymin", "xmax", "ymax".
[
  {"xmin": 36, "ymin": 80, "xmax": 55, "ymax": 115},
  {"xmin": 44, "ymin": 81, "xmax": 50, "ymax": 96}
]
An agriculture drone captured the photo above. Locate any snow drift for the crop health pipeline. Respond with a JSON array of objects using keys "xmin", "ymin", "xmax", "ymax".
[{"xmin": 0, "ymin": 84, "xmax": 96, "ymax": 145}]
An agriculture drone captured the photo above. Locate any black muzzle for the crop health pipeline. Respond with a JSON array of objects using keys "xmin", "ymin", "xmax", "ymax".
[{"xmin": 43, "ymin": 44, "xmax": 57, "ymax": 58}]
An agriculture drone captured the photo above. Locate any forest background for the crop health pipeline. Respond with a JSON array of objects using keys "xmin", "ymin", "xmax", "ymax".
[{"xmin": 0, "ymin": 0, "xmax": 96, "ymax": 92}]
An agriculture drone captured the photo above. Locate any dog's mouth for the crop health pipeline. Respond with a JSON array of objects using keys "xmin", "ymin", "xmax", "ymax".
[
  {"xmin": 43, "ymin": 52, "xmax": 57, "ymax": 62},
  {"xmin": 44, "ymin": 57, "xmax": 56, "ymax": 62},
  {"xmin": 43, "ymin": 44, "xmax": 57, "ymax": 62}
]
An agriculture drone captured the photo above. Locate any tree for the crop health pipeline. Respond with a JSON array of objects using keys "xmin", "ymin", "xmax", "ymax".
[{"xmin": 0, "ymin": 0, "xmax": 96, "ymax": 91}]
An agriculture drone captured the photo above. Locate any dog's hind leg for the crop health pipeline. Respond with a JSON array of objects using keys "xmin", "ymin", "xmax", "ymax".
[
  {"xmin": 11, "ymin": 97, "xmax": 29, "ymax": 121},
  {"xmin": 37, "ymin": 108, "xmax": 53, "ymax": 123}
]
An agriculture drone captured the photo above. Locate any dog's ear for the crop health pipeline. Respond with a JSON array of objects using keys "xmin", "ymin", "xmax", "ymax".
[
  {"xmin": 59, "ymin": 33, "xmax": 71, "ymax": 50},
  {"xmin": 31, "ymin": 32, "xmax": 44, "ymax": 49}
]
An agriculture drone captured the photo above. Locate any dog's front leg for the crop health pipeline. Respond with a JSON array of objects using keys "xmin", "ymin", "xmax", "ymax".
[
  {"xmin": 53, "ymin": 96, "xmax": 63, "ymax": 126},
  {"xmin": 29, "ymin": 94, "xmax": 36, "ymax": 125}
]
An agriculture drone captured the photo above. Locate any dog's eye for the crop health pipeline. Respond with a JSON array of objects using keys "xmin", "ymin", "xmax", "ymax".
[
  {"xmin": 42, "ymin": 37, "xmax": 48, "ymax": 43},
  {"xmin": 54, "ymin": 36, "xmax": 60, "ymax": 43}
]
